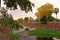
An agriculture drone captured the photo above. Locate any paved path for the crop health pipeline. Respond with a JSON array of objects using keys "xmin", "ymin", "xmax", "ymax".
[
  {"xmin": 12, "ymin": 27, "xmax": 60, "ymax": 40},
  {"xmin": 21, "ymin": 35, "xmax": 36, "ymax": 40},
  {"xmin": 20, "ymin": 31, "xmax": 36, "ymax": 40},
  {"xmin": 12, "ymin": 27, "xmax": 36, "ymax": 40},
  {"xmin": 12, "ymin": 27, "xmax": 36, "ymax": 33}
]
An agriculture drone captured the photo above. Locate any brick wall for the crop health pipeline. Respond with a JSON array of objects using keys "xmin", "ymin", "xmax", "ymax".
[
  {"xmin": 24, "ymin": 22, "xmax": 60, "ymax": 31},
  {"xmin": 0, "ymin": 33, "xmax": 10, "ymax": 40},
  {"xmin": 0, "ymin": 28, "xmax": 10, "ymax": 40}
]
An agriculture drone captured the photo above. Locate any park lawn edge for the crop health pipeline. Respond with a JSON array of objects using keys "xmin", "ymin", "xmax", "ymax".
[{"xmin": 28, "ymin": 28, "xmax": 60, "ymax": 38}]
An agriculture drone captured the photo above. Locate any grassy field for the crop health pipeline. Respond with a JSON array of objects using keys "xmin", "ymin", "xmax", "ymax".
[{"xmin": 28, "ymin": 28, "xmax": 60, "ymax": 37}]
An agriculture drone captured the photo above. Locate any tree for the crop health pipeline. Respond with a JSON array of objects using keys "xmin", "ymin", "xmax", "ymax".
[
  {"xmin": 8, "ymin": 14, "xmax": 16, "ymax": 30},
  {"xmin": 0, "ymin": 7, "xmax": 10, "ymax": 28},
  {"xmin": 35, "ymin": 3, "xmax": 54, "ymax": 23},
  {"xmin": 3, "ymin": 0, "xmax": 34, "ymax": 13},
  {"xmin": 17, "ymin": 18, "xmax": 24, "ymax": 23},
  {"xmin": 24, "ymin": 17, "xmax": 29, "ymax": 22},
  {"xmin": 48, "ymin": 15, "xmax": 60, "ymax": 22},
  {"xmin": 0, "ymin": 7, "xmax": 23, "ymax": 31},
  {"xmin": 54, "ymin": 8, "xmax": 59, "ymax": 21},
  {"xmin": 29, "ymin": 17, "xmax": 34, "ymax": 22},
  {"xmin": 35, "ymin": 18, "xmax": 40, "ymax": 22},
  {"xmin": 40, "ymin": 16, "xmax": 47, "ymax": 23},
  {"xmin": 9, "ymin": 14, "xmax": 14, "ymax": 24},
  {"xmin": 14, "ymin": 21, "xmax": 23, "ymax": 30},
  {"xmin": 47, "ymin": 16, "xmax": 55, "ymax": 22}
]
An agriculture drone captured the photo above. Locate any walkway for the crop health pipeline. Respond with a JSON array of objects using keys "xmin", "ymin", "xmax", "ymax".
[{"xmin": 20, "ymin": 31, "xmax": 36, "ymax": 40}]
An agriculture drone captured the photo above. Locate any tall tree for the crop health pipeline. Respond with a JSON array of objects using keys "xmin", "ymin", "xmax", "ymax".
[
  {"xmin": 35, "ymin": 3, "xmax": 54, "ymax": 23},
  {"xmin": 3, "ymin": 0, "xmax": 34, "ymax": 13},
  {"xmin": 9, "ymin": 14, "xmax": 14, "ymax": 24},
  {"xmin": 0, "ymin": 7, "xmax": 14, "ymax": 30},
  {"xmin": 0, "ymin": 7, "xmax": 9, "ymax": 28}
]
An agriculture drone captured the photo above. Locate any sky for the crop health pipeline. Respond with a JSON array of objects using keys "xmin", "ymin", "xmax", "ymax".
[{"xmin": 1, "ymin": 0, "xmax": 60, "ymax": 20}]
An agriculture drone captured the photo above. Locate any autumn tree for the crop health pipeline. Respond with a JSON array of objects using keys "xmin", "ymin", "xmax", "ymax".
[
  {"xmin": 35, "ymin": 3, "xmax": 54, "ymax": 23},
  {"xmin": 3, "ymin": 0, "xmax": 34, "ymax": 13}
]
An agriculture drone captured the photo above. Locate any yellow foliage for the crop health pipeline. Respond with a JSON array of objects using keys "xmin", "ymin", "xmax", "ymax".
[{"xmin": 35, "ymin": 3, "xmax": 54, "ymax": 19}]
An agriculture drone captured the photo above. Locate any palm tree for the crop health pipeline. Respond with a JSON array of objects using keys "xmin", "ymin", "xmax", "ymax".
[{"xmin": 54, "ymin": 8, "xmax": 59, "ymax": 21}]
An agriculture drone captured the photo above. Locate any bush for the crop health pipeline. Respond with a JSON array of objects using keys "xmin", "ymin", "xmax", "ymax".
[
  {"xmin": 40, "ymin": 16, "xmax": 47, "ymax": 24},
  {"xmin": 15, "ymin": 24, "xmax": 23, "ymax": 30},
  {"xmin": 19, "ymin": 24, "xmax": 23, "ymax": 28}
]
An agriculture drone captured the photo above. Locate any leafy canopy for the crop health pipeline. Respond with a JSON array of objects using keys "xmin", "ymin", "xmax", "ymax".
[
  {"xmin": 3, "ymin": 0, "xmax": 34, "ymax": 13},
  {"xmin": 35, "ymin": 3, "xmax": 54, "ymax": 19}
]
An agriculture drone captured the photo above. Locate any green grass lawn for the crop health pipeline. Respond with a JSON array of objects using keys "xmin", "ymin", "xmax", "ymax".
[
  {"xmin": 9, "ymin": 31, "xmax": 26, "ymax": 40},
  {"xmin": 28, "ymin": 28, "xmax": 60, "ymax": 37},
  {"xmin": 9, "ymin": 28, "xmax": 60, "ymax": 40}
]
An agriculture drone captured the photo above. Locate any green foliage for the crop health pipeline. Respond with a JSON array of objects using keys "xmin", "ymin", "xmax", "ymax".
[
  {"xmin": 40, "ymin": 16, "xmax": 47, "ymax": 24},
  {"xmin": 1, "ymin": 7, "xmax": 23, "ymax": 30},
  {"xmin": 2, "ymin": 14, "xmax": 10, "ymax": 27},
  {"xmin": 15, "ymin": 22, "xmax": 23, "ymax": 30},
  {"xmin": 3, "ymin": 0, "xmax": 34, "ymax": 13},
  {"xmin": 17, "ymin": 17, "xmax": 34, "ymax": 23},
  {"xmin": 35, "ymin": 3, "xmax": 54, "ymax": 23},
  {"xmin": 24, "ymin": 17, "xmax": 29, "ymax": 22},
  {"xmin": 17, "ymin": 18, "xmax": 24, "ymax": 23},
  {"xmin": 1, "ymin": 7, "xmax": 11, "ymax": 27},
  {"xmin": 9, "ymin": 33, "xmax": 20, "ymax": 40},
  {"xmin": 28, "ymin": 28, "xmax": 60, "ymax": 37},
  {"xmin": 19, "ymin": 24, "xmax": 23, "ymax": 28},
  {"xmin": 35, "ymin": 15, "xmax": 60, "ymax": 22},
  {"xmin": 47, "ymin": 16, "xmax": 56, "ymax": 22},
  {"xmin": 11, "ymin": 21, "xmax": 23, "ymax": 30},
  {"xmin": 9, "ymin": 14, "xmax": 14, "ymax": 25},
  {"xmin": 29, "ymin": 17, "xmax": 34, "ymax": 22}
]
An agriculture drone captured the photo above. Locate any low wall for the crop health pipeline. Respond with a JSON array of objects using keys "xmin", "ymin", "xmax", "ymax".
[
  {"xmin": 0, "ymin": 33, "xmax": 10, "ymax": 40},
  {"xmin": 0, "ymin": 28, "xmax": 10, "ymax": 40},
  {"xmin": 23, "ymin": 22, "xmax": 60, "ymax": 31}
]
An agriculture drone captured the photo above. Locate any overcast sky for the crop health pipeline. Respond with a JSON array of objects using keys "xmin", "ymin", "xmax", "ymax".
[{"xmin": 1, "ymin": 0, "xmax": 60, "ymax": 20}]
